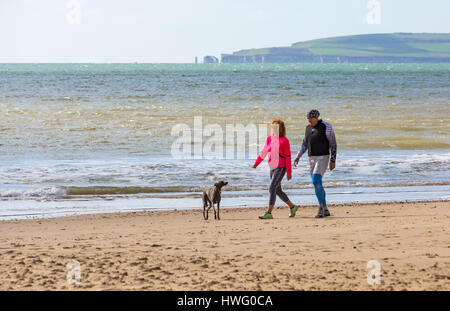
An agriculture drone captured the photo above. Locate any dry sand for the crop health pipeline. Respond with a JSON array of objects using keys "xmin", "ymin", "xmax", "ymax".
[{"xmin": 0, "ymin": 201, "xmax": 449, "ymax": 290}]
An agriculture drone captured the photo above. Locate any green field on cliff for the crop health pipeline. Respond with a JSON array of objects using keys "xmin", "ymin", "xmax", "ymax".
[{"xmin": 232, "ymin": 33, "xmax": 450, "ymax": 58}]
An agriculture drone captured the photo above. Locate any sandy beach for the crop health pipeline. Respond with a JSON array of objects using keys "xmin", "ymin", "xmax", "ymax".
[{"xmin": 0, "ymin": 201, "xmax": 449, "ymax": 291}]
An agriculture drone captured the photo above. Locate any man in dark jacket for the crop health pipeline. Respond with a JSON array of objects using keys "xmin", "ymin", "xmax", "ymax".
[{"xmin": 294, "ymin": 109, "xmax": 337, "ymax": 218}]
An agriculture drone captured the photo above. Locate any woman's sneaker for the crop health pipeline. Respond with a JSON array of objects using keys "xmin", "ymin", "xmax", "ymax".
[
  {"xmin": 289, "ymin": 205, "xmax": 299, "ymax": 218},
  {"xmin": 259, "ymin": 212, "xmax": 273, "ymax": 219},
  {"xmin": 323, "ymin": 209, "xmax": 331, "ymax": 217}
]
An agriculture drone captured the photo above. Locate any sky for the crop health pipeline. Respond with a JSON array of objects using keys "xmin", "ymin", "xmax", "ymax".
[{"xmin": 1, "ymin": 0, "xmax": 449, "ymax": 63}]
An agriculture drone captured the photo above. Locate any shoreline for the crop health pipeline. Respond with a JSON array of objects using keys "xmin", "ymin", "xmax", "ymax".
[
  {"xmin": 0, "ymin": 200, "xmax": 449, "ymax": 290},
  {"xmin": 1, "ymin": 196, "xmax": 449, "ymax": 222},
  {"xmin": 1, "ymin": 198, "xmax": 449, "ymax": 222}
]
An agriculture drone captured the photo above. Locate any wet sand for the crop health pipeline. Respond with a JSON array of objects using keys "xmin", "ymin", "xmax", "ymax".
[{"xmin": 0, "ymin": 201, "xmax": 449, "ymax": 290}]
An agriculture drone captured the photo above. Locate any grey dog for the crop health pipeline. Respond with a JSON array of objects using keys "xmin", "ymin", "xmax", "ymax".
[{"xmin": 202, "ymin": 181, "xmax": 228, "ymax": 220}]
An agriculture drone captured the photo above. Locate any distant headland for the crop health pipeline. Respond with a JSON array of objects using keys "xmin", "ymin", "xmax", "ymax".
[{"xmin": 204, "ymin": 33, "xmax": 450, "ymax": 63}]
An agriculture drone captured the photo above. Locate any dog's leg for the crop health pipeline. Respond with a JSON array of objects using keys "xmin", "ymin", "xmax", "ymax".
[
  {"xmin": 217, "ymin": 202, "xmax": 220, "ymax": 220},
  {"xmin": 202, "ymin": 195, "xmax": 207, "ymax": 220},
  {"xmin": 213, "ymin": 202, "xmax": 217, "ymax": 220},
  {"xmin": 206, "ymin": 200, "xmax": 212, "ymax": 220}
]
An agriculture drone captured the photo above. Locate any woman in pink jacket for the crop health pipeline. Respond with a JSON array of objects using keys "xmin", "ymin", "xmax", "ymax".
[{"xmin": 253, "ymin": 119, "xmax": 299, "ymax": 219}]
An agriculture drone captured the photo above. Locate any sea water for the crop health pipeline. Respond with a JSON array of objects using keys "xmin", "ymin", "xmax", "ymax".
[{"xmin": 0, "ymin": 63, "xmax": 449, "ymax": 219}]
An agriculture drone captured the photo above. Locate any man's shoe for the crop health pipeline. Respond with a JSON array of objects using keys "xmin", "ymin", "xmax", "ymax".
[
  {"xmin": 323, "ymin": 209, "xmax": 331, "ymax": 217},
  {"xmin": 315, "ymin": 207, "xmax": 324, "ymax": 218}
]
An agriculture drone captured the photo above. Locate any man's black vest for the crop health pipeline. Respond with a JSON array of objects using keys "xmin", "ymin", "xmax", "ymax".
[{"xmin": 305, "ymin": 119, "xmax": 330, "ymax": 157}]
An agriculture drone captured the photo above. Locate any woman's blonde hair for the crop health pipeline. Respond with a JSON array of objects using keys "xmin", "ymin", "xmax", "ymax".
[{"xmin": 270, "ymin": 118, "xmax": 286, "ymax": 137}]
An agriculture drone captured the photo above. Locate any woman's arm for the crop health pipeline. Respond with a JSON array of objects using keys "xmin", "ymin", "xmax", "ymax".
[
  {"xmin": 253, "ymin": 136, "xmax": 270, "ymax": 168},
  {"xmin": 283, "ymin": 138, "xmax": 292, "ymax": 176}
]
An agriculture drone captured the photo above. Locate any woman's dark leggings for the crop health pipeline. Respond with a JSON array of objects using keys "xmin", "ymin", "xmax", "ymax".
[{"xmin": 269, "ymin": 167, "xmax": 290, "ymax": 205}]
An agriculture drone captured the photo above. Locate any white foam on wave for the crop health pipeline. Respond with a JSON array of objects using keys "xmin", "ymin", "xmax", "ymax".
[
  {"xmin": 0, "ymin": 187, "xmax": 67, "ymax": 198},
  {"xmin": 408, "ymin": 152, "xmax": 450, "ymax": 164},
  {"xmin": 339, "ymin": 151, "xmax": 450, "ymax": 175},
  {"xmin": 0, "ymin": 150, "xmax": 448, "ymax": 197}
]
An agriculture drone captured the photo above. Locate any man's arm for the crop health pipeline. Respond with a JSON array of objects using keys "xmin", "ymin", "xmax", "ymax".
[
  {"xmin": 324, "ymin": 122, "xmax": 337, "ymax": 163},
  {"xmin": 296, "ymin": 136, "xmax": 308, "ymax": 160}
]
